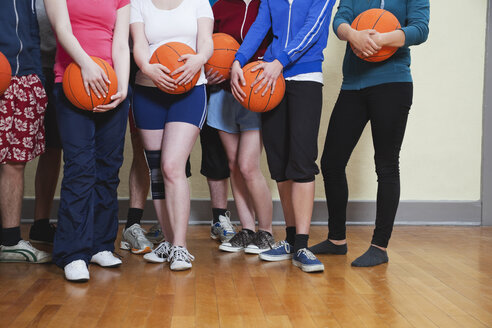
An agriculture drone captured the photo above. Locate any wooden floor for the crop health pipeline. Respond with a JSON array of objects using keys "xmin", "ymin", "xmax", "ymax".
[{"xmin": 1, "ymin": 225, "xmax": 492, "ymax": 328}]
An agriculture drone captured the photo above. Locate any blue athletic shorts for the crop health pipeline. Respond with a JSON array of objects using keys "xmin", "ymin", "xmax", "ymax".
[
  {"xmin": 132, "ymin": 84, "xmax": 207, "ymax": 130},
  {"xmin": 206, "ymin": 89, "xmax": 260, "ymax": 134}
]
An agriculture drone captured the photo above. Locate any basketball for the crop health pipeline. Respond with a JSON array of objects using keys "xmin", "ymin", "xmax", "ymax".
[
  {"xmin": 235, "ymin": 61, "xmax": 285, "ymax": 113},
  {"xmin": 62, "ymin": 56, "xmax": 118, "ymax": 111},
  {"xmin": 0, "ymin": 51, "xmax": 12, "ymax": 95},
  {"xmin": 149, "ymin": 42, "xmax": 200, "ymax": 94},
  {"xmin": 350, "ymin": 8, "xmax": 401, "ymax": 62},
  {"xmin": 205, "ymin": 33, "xmax": 240, "ymax": 80}
]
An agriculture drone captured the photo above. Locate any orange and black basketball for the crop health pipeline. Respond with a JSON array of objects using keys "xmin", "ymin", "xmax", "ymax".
[
  {"xmin": 205, "ymin": 33, "xmax": 240, "ymax": 80},
  {"xmin": 0, "ymin": 51, "xmax": 12, "ymax": 95},
  {"xmin": 62, "ymin": 57, "xmax": 118, "ymax": 111},
  {"xmin": 149, "ymin": 42, "xmax": 200, "ymax": 94},
  {"xmin": 350, "ymin": 8, "xmax": 401, "ymax": 62},
  {"xmin": 235, "ymin": 61, "xmax": 285, "ymax": 113}
]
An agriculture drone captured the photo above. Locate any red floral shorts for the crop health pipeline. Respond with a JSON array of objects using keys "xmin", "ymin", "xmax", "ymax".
[{"xmin": 0, "ymin": 74, "xmax": 47, "ymax": 164}]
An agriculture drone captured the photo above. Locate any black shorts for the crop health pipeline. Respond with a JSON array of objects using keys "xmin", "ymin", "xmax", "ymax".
[
  {"xmin": 43, "ymin": 67, "xmax": 62, "ymax": 149},
  {"xmin": 261, "ymin": 80, "xmax": 323, "ymax": 182},
  {"xmin": 199, "ymin": 87, "xmax": 230, "ymax": 180}
]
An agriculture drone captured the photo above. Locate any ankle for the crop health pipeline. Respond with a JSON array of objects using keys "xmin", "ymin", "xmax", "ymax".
[
  {"xmin": 329, "ymin": 239, "xmax": 347, "ymax": 246},
  {"xmin": 371, "ymin": 244, "xmax": 387, "ymax": 251}
]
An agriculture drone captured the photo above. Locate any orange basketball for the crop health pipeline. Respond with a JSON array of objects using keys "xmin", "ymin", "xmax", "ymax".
[
  {"xmin": 62, "ymin": 57, "xmax": 118, "ymax": 111},
  {"xmin": 149, "ymin": 42, "xmax": 200, "ymax": 94},
  {"xmin": 235, "ymin": 61, "xmax": 285, "ymax": 113},
  {"xmin": 350, "ymin": 8, "xmax": 401, "ymax": 62},
  {"xmin": 0, "ymin": 51, "xmax": 12, "ymax": 95},
  {"xmin": 205, "ymin": 33, "xmax": 240, "ymax": 80}
]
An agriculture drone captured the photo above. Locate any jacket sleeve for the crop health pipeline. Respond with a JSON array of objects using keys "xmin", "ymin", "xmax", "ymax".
[
  {"xmin": 332, "ymin": 0, "xmax": 354, "ymax": 38},
  {"xmin": 275, "ymin": 0, "xmax": 336, "ymax": 68},
  {"xmin": 401, "ymin": 0, "xmax": 429, "ymax": 47},
  {"xmin": 234, "ymin": 0, "xmax": 272, "ymax": 67},
  {"xmin": 30, "ymin": 5, "xmax": 44, "ymax": 86}
]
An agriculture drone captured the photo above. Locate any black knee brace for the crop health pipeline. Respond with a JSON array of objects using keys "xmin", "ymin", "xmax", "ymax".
[{"xmin": 144, "ymin": 150, "xmax": 165, "ymax": 200}]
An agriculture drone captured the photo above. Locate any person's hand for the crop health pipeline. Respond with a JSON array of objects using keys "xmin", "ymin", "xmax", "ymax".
[
  {"xmin": 80, "ymin": 59, "xmax": 110, "ymax": 99},
  {"xmin": 93, "ymin": 90, "xmax": 126, "ymax": 112},
  {"xmin": 230, "ymin": 60, "xmax": 246, "ymax": 102},
  {"xmin": 250, "ymin": 60, "xmax": 283, "ymax": 96},
  {"xmin": 142, "ymin": 63, "xmax": 176, "ymax": 92},
  {"xmin": 172, "ymin": 53, "xmax": 206, "ymax": 86},
  {"xmin": 349, "ymin": 29, "xmax": 381, "ymax": 57},
  {"xmin": 205, "ymin": 68, "xmax": 225, "ymax": 85},
  {"xmin": 369, "ymin": 31, "xmax": 385, "ymax": 48}
]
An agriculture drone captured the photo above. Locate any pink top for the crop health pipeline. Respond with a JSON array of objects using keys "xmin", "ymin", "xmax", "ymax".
[{"xmin": 54, "ymin": 0, "xmax": 130, "ymax": 82}]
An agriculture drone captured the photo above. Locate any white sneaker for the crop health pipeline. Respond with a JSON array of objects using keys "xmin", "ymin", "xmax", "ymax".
[
  {"xmin": 0, "ymin": 240, "xmax": 52, "ymax": 263},
  {"xmin": 64, "ymin": 260, "xmax": 90, "ymax": 282},
  {"xmin": 90, "ymin": 251, "xmax": 122, "ymax": 267},
  {"xmin": 168, "ymin": 246, "xmax": 194, "ymax": 271},
  {"xmin": 143, "ymin": 241, "xmax": 172, "ymax": 263},
  {"xmin": 120, "ymin": 223, "xmax": 153, "ymax": 254}
]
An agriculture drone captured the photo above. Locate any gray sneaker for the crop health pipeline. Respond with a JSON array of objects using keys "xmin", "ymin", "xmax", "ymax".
[
  {"xmin": 218, "ymin": 229, "xmax": 255, "ymax": 252},
  {"xmin": 120, "ymin": 223, "xmax": 153, "ymax": 254},
  {"xmin": 145, "ymin": 223, "xmax": 165, "ymax": 244},
  {"xmin": 244, "ymin": 230, "xmax": 275, "ymax": 254},
  {"xmin": 0, "ymin": 240, "xmax": 52, "ymax": 263},
  {"xmin": 210, "ymin": 211, "xmax": 236, "ymax": 243}
]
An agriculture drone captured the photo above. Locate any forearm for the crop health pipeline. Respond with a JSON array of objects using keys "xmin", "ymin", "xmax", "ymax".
[
  {"xmin": 380, "ymin": 30, "xmax": 405, "ymax": 47},
  {"xmin": 336, "ymin": 23, "xmax": 354, "ymax": 42},
  {"xmin": 112, "ymin": 42, "xmax": 129, "ymax": 94},
  {"xmin": 196, "ymin": 17, "xmax": 214, "ymax": 65}
]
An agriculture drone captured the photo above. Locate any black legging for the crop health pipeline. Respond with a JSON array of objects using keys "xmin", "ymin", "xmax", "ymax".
[{"xmin": 321, "ymin": 82, "xmax": 413, "ymax": 248}]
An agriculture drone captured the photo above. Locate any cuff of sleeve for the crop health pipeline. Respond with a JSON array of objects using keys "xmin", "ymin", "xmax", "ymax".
[
  {"xmin": 276, "ymin": 51, "xmax": 290, "ymax": 68},
  {"xmin": 400, "ymin": 26, "xmax": 416, "ymax": 47},
  {"xmin": 333, "ymin": 19, "xmax": 348, "ymax": 38},
  {"xmin": 235, "ymin": 53, "xmax": 248, "ymax": 68}
]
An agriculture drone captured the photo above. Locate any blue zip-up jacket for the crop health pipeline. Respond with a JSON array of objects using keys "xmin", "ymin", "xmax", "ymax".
[
  {"xmin": 0, "ymin": 0, "xmax": 44, "ymax": 84},
  {"xmin": 334, "ymin": 0, "xmax": 429, "ymax": 90},
  {"xmin": 235, "ymin": 0, "xmax": 336, "ymax": 78}
]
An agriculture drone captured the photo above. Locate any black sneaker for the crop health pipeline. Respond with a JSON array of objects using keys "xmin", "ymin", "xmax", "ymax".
[
  {"xmin": 218, "ymin": 229, "xmax": 254, "ymax": 252},
  {"xmin": 29, "ymin": 222, "xmax": 56, "ymax": 245},
  {"xmin": 244, "ymin": 230, "xmax": 275, "ymax": 254}
]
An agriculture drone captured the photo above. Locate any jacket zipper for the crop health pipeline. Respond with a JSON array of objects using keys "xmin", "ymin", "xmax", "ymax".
[
  {"xmin": 13, "ymin": 0, "xmax": 23, "ymax": 75},
  {"xmin": 285, "ymin": 0, "xmax": 293, "ymax": 48},
  {"xmin": 240, "ymin": 0, "xmax": 251, "ymax": 41}
]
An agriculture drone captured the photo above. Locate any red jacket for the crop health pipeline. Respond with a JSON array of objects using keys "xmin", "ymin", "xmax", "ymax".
[{"xmin": 212, "ymin": 0, "xmax": 271, "ymax": 62}]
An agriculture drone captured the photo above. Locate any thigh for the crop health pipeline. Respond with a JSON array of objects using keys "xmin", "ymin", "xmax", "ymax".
[
  {"xmin": 162, "ymin": 122, "xmax": 200, "ymax": 167},
  {"xmin": 199, "ymin": 122, "xmax": 229, "ymax": 179},
  {"xmin": 132, "ymin": 85, "xmax": 168, "ymax": 130},
  {"xmin": 367, "ymin": 83, "xmax": 413, "ymax": 161},
  {"xmin": 322, "ymin": 89, "xmax": 369, "ymax": 169},
  {"xmin": 167, "ymin": 85, "xmax": 207, "ymax": 129}
]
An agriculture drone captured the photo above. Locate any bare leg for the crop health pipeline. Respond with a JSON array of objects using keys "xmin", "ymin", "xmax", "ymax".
[
  {"xmin": 138, "ymin": 129, "xmax": 172, "ymax": 242},
  {"xmin": 236, "ymin": 130, "xmax": 272, "ymax": 233},
  {"xmin": 277, "ymin": 180, "xmax": 296, "ymax": 228},
  {"xmin": 161, "ymin": 122, "xmax": 200, "ymax": 247},
  {"xmin": 129, "ymin": 131, "xmax": 150, "ymax": 209},
  {"xmin": 0, "ymin": 163, "xmax": 25, "ymax": 228},
  {"xmin": 291, "ymin": 181, "xmax": 315, "ymax": 235},
  {"xmin": 207, "ymin": 178, "xmax": 228, "ymax": 209},
  {"xmin": 219, "ymin": 131, "xmax": 256, "ymax": 231},
  {"xmin": 34, "ymin": 148, "xmax": 62, "ymax": 220}
]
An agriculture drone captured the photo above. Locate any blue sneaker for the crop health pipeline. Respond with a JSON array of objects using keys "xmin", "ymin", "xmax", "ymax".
[
  {"xmin": 259, "ymin": 240, "xmax": 294, "ymax": 261},
  {"xmin": 292, "ymin": 248, "xmax": 325, "ymax": 272}
]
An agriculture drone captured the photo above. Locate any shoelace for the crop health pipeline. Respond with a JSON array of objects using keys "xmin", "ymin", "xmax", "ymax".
[
  {"xmin": 272, "ymin": 240, "xmax": 289, "ymax": 249},
  {"xmin": 221, "ymin": 212, "xmax": 236, "ymax": 234},
  {"xmin": 153, "ymin": 242, "xmax": 171, "ymax": 257},
  {"xmin": 132, "ymin": 226, "xmax": 148, "ymax": 241},
  {"xmin": 169, "ymin": 247, "xmax": 195, "ymax": 263},
  {"xmin": 297, "ymin": 248, "xmax": 317, "ymax": 260},
  {"xmin": 253, "ymin": 231, "xmax": 274, "ymax": 248}
]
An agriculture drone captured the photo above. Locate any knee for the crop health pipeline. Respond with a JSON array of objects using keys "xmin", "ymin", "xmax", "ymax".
[
  {"xmin": 162, "ymin": 159, "xmax": 185, "ymax": 182},
  {"xmin": 238, "ymin": 160, "xmax": 259, "ymax": 181},
  {"xmin": 374, "ymin": 156, "xmax": 400, "ymax": 182},
  {"xmin": 1, "ymin": 162, "xmax": 26, "ymax": 175},
  {"xmin": 227, "ymin": 159, "xmax": 239, "ymax": 175},
  {"xmin": 321, "ymin": 157, "xmax": 345, "ymax": 183}
]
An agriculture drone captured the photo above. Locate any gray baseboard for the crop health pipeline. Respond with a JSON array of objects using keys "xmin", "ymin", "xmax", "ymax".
[{"xmin": 21, "ymin": 198, "xmax": 482, "ymax": 226}]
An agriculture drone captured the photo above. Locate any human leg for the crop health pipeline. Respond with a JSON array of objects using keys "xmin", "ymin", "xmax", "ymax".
[{"xmin": 309, "ymin": 89, "xmax": 369, "ymax": 254}]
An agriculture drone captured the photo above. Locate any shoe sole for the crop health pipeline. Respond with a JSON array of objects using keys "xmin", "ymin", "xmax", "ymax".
[
  {"xmin": 120, "ymin": 241, "xmax": 152, "ymax": 254},
  {"xmin": 259, "ymin": 253, "xmax": 293, "ymax": 262},
  {"xmin": 90, "ymin": 261, "xmax": 122, "ymax": 268},
  {"xmin": 170, "ymin": 265, "xmax": 192, "ymax": 271},
  {"xmin": 292, "ymin": 260, "xmax": 325, "ymax": 272},
  {"xmin": 0, "ymin": 258, "xmax": 52, "ymax": 264},
  {"xmin": 244, "ymin": 247, "xmax": 267, "ymax": 254},
  {"xmin": 218, "ymin": 245, "xmax": 243, "ymax": 252},
  {"xmin": 66, "ymin": 276, "xmax": 89, "ymax": 283},
  {"xmin": 143, "ymin": 255, "xmax": 167, "ymax": 264},
  {"xmin": 29, "ymin": 239, "xmax": 54, "ymax": 245}
]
